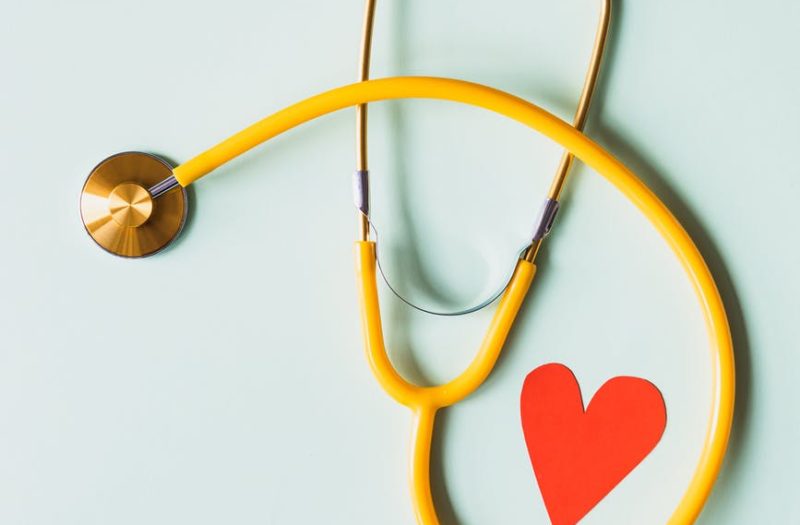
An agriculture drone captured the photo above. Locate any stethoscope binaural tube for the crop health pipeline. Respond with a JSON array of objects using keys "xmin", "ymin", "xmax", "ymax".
[
  {"xmin": 166, "ymin": 76, "xmax": 734, "ymax": 524},
  {"xmin": 353, "ymin": 0, "xmax": 612, "ymax": 316}
]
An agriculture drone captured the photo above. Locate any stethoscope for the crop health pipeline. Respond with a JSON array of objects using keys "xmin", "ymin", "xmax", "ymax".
[{"xmin": 78, "ymin": 1, "xmax": 735, "ymax": 523}]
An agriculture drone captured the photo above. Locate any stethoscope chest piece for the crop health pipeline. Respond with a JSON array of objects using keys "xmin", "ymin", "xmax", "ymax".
[{"xmin": 80, "ymin": 152, "xmax": 187, "ymax": 257}]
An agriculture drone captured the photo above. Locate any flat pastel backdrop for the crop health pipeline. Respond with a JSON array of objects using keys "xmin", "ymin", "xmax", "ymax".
[{"xmin": 1, "ymin": 0, "xmax": 797, "ymax": 523}]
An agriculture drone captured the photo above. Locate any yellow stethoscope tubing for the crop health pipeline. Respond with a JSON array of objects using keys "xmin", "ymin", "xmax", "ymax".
[
  {"xmin": 356, "ymin": 244, "xmax": 536, "ymax": 409},
  {"xmin": 357, "ymin": 242, "xmax": 536, "ymax": 523},
  {"xmin": 171, "ymin": 76, "xmax": 734, "ymax": 524}
]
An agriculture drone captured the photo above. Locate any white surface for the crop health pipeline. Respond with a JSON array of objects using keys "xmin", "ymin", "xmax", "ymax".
[{"xmin": 0, "ymin": 0, "xmax": 797, "ymax": 523}]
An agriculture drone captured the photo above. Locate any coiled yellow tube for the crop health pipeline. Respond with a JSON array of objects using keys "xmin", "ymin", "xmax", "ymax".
[{"xmin": 172, "ymin": 76, "xmax": 734, "ymax": 525}]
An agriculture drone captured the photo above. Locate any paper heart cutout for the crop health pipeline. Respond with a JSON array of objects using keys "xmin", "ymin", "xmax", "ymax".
[{"xmin": 520, "ymin": 363, "xmax": 666, "ymax": 525}]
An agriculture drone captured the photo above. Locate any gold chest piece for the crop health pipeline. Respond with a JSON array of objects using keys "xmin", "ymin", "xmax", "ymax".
[{"xmin": 80, "ymin": 152, "xmax": 187, "ymax": 257}]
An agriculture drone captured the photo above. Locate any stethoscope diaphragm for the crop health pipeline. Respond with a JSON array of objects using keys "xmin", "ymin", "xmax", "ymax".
[{"xmin": 79, "ymin": 152, "xmax": 187, "ymax": 258}]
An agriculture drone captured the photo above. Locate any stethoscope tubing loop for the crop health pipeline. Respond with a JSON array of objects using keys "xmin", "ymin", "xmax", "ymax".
[{"xmin": 171, "ymin": 76, "xmax": 734, "ymax": 525}]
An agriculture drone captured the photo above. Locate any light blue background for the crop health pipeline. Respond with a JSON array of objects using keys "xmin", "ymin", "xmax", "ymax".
[{"xmin": 1, "ymin": 0, "xmax": 798, "ymax": 523}]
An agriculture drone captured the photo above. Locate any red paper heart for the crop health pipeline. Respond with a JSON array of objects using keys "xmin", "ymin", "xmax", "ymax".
[{"xmin": 520, "ymin": 363, "xmax": 666, "ymax": 525}]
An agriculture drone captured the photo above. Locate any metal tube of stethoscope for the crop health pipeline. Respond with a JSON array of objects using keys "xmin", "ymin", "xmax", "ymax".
[{"xmin": 148, "ymin": 175, "xmax": 181, "ymax": 199}]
